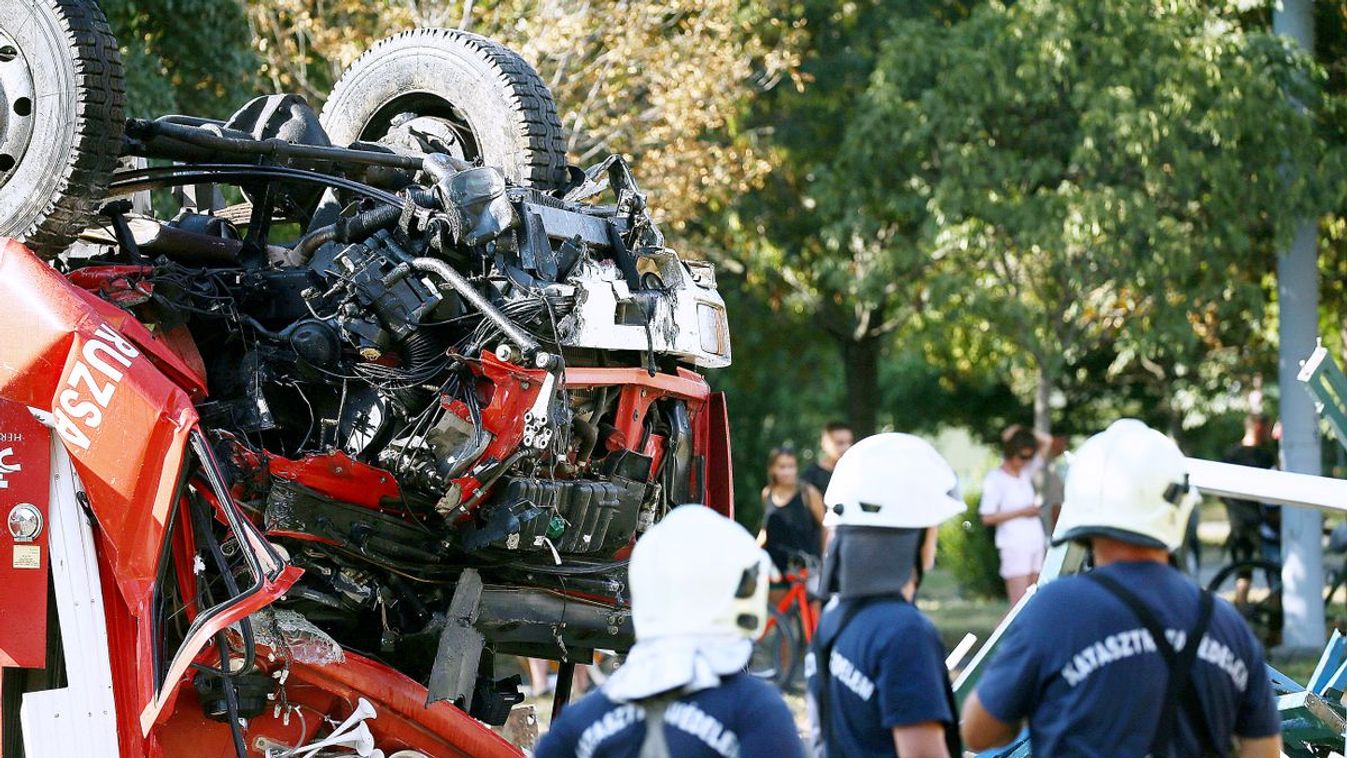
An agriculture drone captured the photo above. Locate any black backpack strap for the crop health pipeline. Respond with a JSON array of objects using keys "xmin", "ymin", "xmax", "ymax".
[
  {"xmin": 939, "ymin": 664, "xmax": 964, "ymax": 757},
  {"xmin": 812, "ymin": 598, "xmax": 962, "ymax": 757},
  {"xmin": 1177, "ymin": 592, "xmax": 1219, "ymax": 756},
  {"xmin": 1082, "ymin": 571, "xmax": 1220, "ymax": 757},
  {"xmin": 813, "ymin": 598, "xmax": 871, "ymax": 758}
]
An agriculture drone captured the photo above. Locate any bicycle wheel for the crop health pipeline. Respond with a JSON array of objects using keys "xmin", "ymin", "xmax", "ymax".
[
  {"xmin": 1324, "ymin": 567, "xmax": 1347, "ymax": 632},
  {"xmin": 1207, "ymin": 559, "xmax": 1283, "ymax": 649},
  {"xmin": 749, "ymin": 607, "xmax": 800, "ymax": 688},
  {"xmin": 780, "ymin": 607, "xmax": 809, "ymax": 693}
]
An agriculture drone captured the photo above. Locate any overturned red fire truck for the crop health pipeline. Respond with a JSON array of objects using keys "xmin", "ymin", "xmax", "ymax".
[{"xmin": 0, "ymin": 1, "xmax": 733, "ymax": 755}]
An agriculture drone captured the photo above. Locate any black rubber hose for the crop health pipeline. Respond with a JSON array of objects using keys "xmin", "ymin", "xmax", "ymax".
[
  {"xmin": 410, "ymin": 257, "xmax": 548, "ymax": 362},
  {"xmin": 128, "ymin": 118, "xmax": 425, "ymax": 171},
  {"xmin": 214, "ymin": 629, "xmax": 248, "ymax": 758},
  {"xmin": 292, "ymin": 204, "xmax": 403, "ymax": 263},
  {"xmin": 572, "ymin": 417, "xmax": 599, "ymax": 463},
  {"xmin": 553, "ymin": 661, "xmax": 576, "ymax": 720},
  {"xmin": 291, "ymin": 226, "xmax": 338, "ymax": 262},
  {"xmin": 386, "ymin": 574, "xmax": 432, "ymax": 621},
  {"xmin": 111, "ymin": 163, "xmax": 402, "ymax": 206},
  {"xmin": 189, "ymin": 492, "xmax": 256, "ymax": 674},
  {"xmin": 402, "ymin": 330, "xmax": 443, "ymax": 369}
]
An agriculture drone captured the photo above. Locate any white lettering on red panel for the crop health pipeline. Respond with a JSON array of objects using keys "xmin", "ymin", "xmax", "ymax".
[
  {"xmin": 0, "ymin": 446, "xmax": 19, "ymax": 488},
  {"xmin": 52, "ymin": 324, "xmax": 141, "ymax": 450}
]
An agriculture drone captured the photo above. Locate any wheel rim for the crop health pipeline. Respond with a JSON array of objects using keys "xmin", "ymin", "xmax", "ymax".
[
  {"xmin": 359, "ymin": 92, "xmax": 482, "ymax": 166},
  {"xmin": 0, "ymin": 27, "xmax": 36, "ymax": 190}
]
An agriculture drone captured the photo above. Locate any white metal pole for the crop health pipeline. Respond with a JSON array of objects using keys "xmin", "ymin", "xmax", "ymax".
[{"xmin": 1274, "ymin": 0, "xmax": 1325, "ymax": 654}]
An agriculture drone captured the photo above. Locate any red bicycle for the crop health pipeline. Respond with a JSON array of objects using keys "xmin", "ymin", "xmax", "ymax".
[{"xmin": 749, "ymin": 552, "xmax": 820, "ymax": 689}]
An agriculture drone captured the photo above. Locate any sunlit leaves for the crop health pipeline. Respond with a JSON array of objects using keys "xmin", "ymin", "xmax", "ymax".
[
  {"xmin": 842, "ymin": 0, "xmax": 1332, "ymax": 427},
  {"xmin": 243, "ymin": 0, "xmax": 802, "ymax": 231}
]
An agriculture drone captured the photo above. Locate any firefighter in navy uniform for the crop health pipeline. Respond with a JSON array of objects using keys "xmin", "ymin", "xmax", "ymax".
[
  {"xmin": 806, "ymin": 433, "xmax": 966, "ymax": 758},
  {"xmin": 537, "ymin": 504, "xmax": 804, "ymax": 758},
  {"xmin": 962, "ymin": 419, "xmax": 1282, "ymax": 758}
]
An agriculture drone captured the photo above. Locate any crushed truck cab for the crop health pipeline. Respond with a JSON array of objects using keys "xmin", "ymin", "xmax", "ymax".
[{"xmin": 0, "ymin": 3, "xmax": 734, "ymax": 756}]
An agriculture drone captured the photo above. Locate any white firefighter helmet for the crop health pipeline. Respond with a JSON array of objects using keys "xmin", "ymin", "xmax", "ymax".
[
  {"xmin": 1054, "ymin": 419, "xmax": 1198, "ymax": 552},
  {"xmin": 628, "ymin": 504, "xmax": 773, "ymax": 640},
  {"xmin": 823, "ymin": 433, "xmax": 966, "ymax": 529}
]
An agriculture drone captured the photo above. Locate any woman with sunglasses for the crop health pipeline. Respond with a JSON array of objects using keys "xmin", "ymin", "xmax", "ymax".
[{"xmin": 980, "ymin": 426, "xmax": 1049, "ymax": 605}]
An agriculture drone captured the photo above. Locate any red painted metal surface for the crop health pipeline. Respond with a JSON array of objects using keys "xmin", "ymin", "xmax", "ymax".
[
  {"xmin": 154, "ymin": 649, "xmax": 521, "ymax": 757},
  {"xmin": 66, "ymin": 264, "xmax": 154, "ymax": 307},
  {"xmin": 563, "ymin": 366, "xmax": 718, "ymax": 511},
  {"xmin": 142, "ymin": 565, "xmax": 303, "ymax": 735},
  {"xmin": 97, "ymin": 532, "xmax": 148, "ymax": 757},
  {"xmin": 562, "ymin": 366, "xmax": 710, "ymax": 399},
  {"xmin": 266, "ymin": 450, "xmax": 403, "ymax": 511},
  {"xmin": 56, "ymin": 260, "xmax": 208, "ymax": 399},
  {"xmin": 705, "ymin": 392, "xmax": 734, "ymax": 519},
  {"xmin": 0, "ymin": 241, "xmax": 303, "ymax": 746},
  {"xmin": 0, "ymin": 238, "xmax": 729, "ymax": 755},
  {"xmin": 0, "ymin": 400, "xmax": 51, "ymax": 669},
  {"xmin": 64, "ymin": 265, "xmax": 209, "ymax": 396},
  {"xmin": 282, "ymin": 651, "xmax": 521, "ymax": 757},
  {"xmin": 446, "ymin": 351, "xmax": 547, "ymax": 510},
  {"xmin": 562, "ymin": 365, "xmax": 711, "ymax": 451},
  {"xmin": 0, "ymin": 239, "xmax": 198, "ymax": 614},
  {"xmin": 470, "ymin": 350, "xmax": 548, "ymax": 463}
]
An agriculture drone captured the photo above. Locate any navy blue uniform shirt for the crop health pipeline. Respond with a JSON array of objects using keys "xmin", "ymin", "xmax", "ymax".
[
  {"xmin": 975, "ymin": 561, "xmax": 1280, "ymax": 757},
  {"xmin": 806, "ymin": 598, "xmax": 955, "ymax": 757},
  {"xmin": 536, "ymin": 672, "xmax": 804, "ymax": 758}
]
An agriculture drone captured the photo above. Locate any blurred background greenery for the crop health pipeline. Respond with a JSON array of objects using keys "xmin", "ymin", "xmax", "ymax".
[{"xmin": 102, "ymin": 0, "xmax": 1347, "ymax": 533}]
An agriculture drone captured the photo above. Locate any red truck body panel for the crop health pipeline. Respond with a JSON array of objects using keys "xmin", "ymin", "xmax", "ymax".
[
  {"xmin": 0, "ymin": 240, "xmax": 521, "ymax": 757},
  {"xmin": 0, "ymin": 402, "xmax": 51, "ymax": 669}
]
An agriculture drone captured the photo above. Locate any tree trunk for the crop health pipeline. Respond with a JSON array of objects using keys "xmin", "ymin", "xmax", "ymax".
[
  {"xmin": 1033, "ymin": 364, "xmax": 1053, "ymax": 436},
  {"xmin": 841, "ymin": 335, "xmax": 881, "ymax": 438}
]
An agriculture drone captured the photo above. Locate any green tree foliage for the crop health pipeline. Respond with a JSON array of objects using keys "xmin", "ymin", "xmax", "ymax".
[
  {"xmin": 711, "ymin": 269, "xmax": 845, "ymax": 528},
  {"xmin": 722, "ymin": 0, "xmax": 974, "ymax": 437},
  {"xmin": 938, "ymin": 493, "xmax": 1004, "ymax": 600},
  {"xmin": 102, "ymin": 0, "xmax": 258, "ymax": 117},
  {"xmin": 834, "ymin": 0, "xmax": 1334, "ymax": 435},
  {"xmin": 246, "ymin": 0, "xmax": 800, "ymax": 227}
]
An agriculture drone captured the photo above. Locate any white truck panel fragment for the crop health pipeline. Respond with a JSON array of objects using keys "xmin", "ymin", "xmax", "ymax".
[
  {"xmin": 21, "ymin": 433, "xmax": 118, "ymax": 758},
  {"xmin": 560, "ymin": 254, "xmax": 731, "ymax": 369},
  {"xmin": 1186, "ymin": 458, "xmax": 1347, "ymax": 513}
]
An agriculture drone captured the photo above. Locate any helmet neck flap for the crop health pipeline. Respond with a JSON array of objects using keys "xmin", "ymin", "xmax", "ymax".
[{"xmin": 820, "ymin": 525, "xmax": 926, "ymax": 601}]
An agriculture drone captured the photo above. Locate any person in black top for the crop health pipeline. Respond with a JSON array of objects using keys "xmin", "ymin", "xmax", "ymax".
[
  {"xmin": 759, "ymin": 447, "xmax": 825, "ymax": 580},
  {"xmin": 1222, "ymin": 414, "xmax": 1277, "ymax": 605},
  {"xmin": 801, "ymin": 421, "xmax": 854, "ymax": 496}
]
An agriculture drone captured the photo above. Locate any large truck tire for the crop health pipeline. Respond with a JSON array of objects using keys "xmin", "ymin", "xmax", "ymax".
[
  {"xmin": 321, "ymin": 28, "xmax": 568, "ymax": 192},
  {"xmin": 0, "ymin": 0, "xmax": 125, "ymax": 258}
]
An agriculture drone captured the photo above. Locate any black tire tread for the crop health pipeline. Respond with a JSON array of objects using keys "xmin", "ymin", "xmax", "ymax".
[
  {"xmin": 11, "ymin": 0, "xmax": 125, "ymax": 257},
  {"xmin": 325, "ymin": 27, "xmax": 567, "ymax": 190},
  {"xmin": 1206, "ymin": 559, "xmax": 1283, "ymax": 593},
  {"xmin": 749, "ymin": 607, "xmax": 801, "ymax": 688}
]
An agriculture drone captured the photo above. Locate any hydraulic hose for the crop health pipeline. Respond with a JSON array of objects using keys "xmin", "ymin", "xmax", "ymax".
[
  {"xmin": 292, "ymin": 204, "xmax": 403, "ymax": 263},
  {"xmin": 410, "ymin": 257, "xmax": 549, "ymax": 364},
  {"xmin": 214, "ymin": 629, "xmax": 248, "ymax": 758}
]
